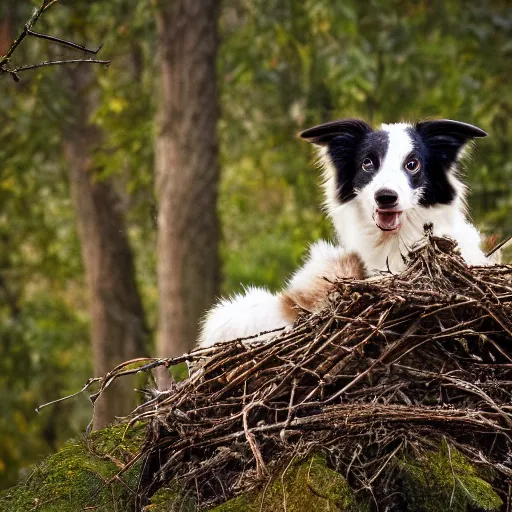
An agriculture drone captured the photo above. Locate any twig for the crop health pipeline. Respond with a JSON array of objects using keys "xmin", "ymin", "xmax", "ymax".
[
  {"xmin": 10, "ymin": 58, "xmax": 110, "ymax": 76},
  {"xmin": 25, "ymin": 28, "xmax": 103, "ymax": 54},
  {"xmin": 243, "ymin": 403, "xmax": 267, "ymax": 479},
  {"xmin": 36, "ymin": 377, "xmax": 101, "ymax": 413},
  {"xmin": 0, "ymin": 0, "xmax": 110, "ymax": 82},
  {"xmin": 486, "ymin": 234, "xmax": 512, "ymax": 258},
  {"xmin": 446, "ymin": 439, "xmax": 457, "ymax": 508}
]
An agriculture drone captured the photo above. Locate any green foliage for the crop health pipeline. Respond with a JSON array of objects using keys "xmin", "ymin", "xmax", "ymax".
[
  {"xmin": 0, "ymin": 80, "xmax": 91, "ymax": 483},
  {"xmin": 0, "ymin": 294, "xmax": 91, "ymax": 488},
  {"xmin": 0, "ymin": 0, "xmax": 155, "ymax": 489},
  {"xmin": 401, "ymin": 442, "xmax": 503, "ymax": 512}
]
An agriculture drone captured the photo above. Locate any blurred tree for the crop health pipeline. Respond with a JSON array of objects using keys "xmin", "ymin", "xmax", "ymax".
[
  {"xmin": 154, "ymin": 0, "xmax": 221, "ymax": 378},
  {"xmin": 0, "ymin": 2, "xmax": 93, "ymax": 487},
  {"xmin": 61, "ymin": 64, "xmax": 148, "ymax": 429},
  {"xmin": 0, "ymin": 5, "xmax": 12, "ymax": 56},
  {"xmin": 0, "ymin": 1, "xmax": 153, "ymax": 481},
  {"xmin": 1, "ymin": 0, "xmax": 151, "ymax": 429}
]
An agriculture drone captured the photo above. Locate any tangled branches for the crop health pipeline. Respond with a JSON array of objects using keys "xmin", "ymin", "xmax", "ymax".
[
  {"xmin": 0, "ymin": 0, "xmax": 109, "ymax": 82},
  {"xmin": 90, "ymin": 230, "xmax": 512, "ymax": 509}
]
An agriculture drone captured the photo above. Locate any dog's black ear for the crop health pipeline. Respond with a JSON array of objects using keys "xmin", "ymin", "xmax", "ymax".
[
  {"xmin": 416, "ymin": 119, "xmax": 487, "ymax": 143},
  {"xmin": 299, "ymin": 119, "xmax": 373, "ymax": 145},
  {"xmin": 416, "ymin": 120, "xmax": 487, "ymax": 173}
]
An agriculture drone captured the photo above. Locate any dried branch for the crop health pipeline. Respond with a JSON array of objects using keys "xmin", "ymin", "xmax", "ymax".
[
  {"xmin": 486, "ymin": 234, "xmax": 512, "ymax": 258},
  {"xmin": 0, "ymin": 0, "xmax": 110, "ymax": 82}
]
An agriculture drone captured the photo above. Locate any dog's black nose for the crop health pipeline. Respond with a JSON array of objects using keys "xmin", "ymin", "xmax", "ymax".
[{"xmin": 375, "ymin": 188, "xmax": 398, "ymax": 208}]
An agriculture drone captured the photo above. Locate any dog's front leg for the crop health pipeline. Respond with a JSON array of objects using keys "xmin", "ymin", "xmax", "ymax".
[{"xmin": 280, "ymin": 240, "xmax": 366, "ymax": 322}]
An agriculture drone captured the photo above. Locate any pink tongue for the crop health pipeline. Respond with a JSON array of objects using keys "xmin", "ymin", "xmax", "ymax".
[{"xmin": 377, "ymin": 212, "xmax": 401, "ymax": 231}]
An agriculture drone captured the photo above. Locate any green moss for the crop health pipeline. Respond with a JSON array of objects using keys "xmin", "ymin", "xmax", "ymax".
[
  {"xmin": 147, "ymin": 483, "xmax": 196, "ymax": 512},
  {"xmin": 210, "ymin": 455, "xmax": 367, "ymax": 512},
  {"xmin": 402, "ymin": 441, "xmax": 502, "ymax": 512},
  {"xmin": 0, "ymin": 423, "xmax": 145, "ymax": 512},
  {"xmin": 210, "ymin": 495, "xmax": 252, "ymax": 511}
]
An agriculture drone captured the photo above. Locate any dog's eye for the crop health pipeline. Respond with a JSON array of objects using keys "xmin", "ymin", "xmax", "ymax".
[
  {"xmin": 405, "ymin": 158, "xmax": 420, "ymax": 174},
  {"xmin": 362, "ymin": 158, "xmax": 374, "ymax": 172}
]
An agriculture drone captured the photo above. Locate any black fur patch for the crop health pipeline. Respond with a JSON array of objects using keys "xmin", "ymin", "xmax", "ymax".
[
  {"xmin": 405, "ymin": 128, "xmax": 457, "ymax": 205},
  {"xmin": 329, "ymin": 130, "xmax": 390, "ymax": 203},
  {"xmin": 409, "ymin": 120, "xmax": 486, "ymax": 206},
  {"xmin": 300, "ymin": 119, "xmax": 375, "ymax": 203}
]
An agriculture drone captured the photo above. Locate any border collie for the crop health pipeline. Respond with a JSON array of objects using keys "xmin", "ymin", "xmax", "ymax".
[{"xmin": 198, "ymin": 119, "xmax": 490, "ymax": 348}]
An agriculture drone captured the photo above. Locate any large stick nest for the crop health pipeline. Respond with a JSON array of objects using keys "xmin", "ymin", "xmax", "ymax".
[{"xmin": 111, "ymin": 229, "xmax": 512, "ymax": 509}]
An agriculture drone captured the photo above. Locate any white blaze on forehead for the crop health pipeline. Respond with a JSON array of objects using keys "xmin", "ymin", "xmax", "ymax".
[
  {"xmin": 379, "ymin": 123, "xmax": 414, "ymax": 174},
  {"xmin": 367, "ymin": 123, "xmax": 416, "ymax": 207}
]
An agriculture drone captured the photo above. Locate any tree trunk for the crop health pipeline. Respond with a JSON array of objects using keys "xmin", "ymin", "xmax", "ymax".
[
  {"xmin": 0, "ymin": 5, "xmax": 12, "ymax": 56},
  {"xmin": 63, "ymin": 67, "xmax": 148, "ymax": 429},
  {"xmin": 155, "ymin": 0, "xmax": 221, "ymax": 383}
]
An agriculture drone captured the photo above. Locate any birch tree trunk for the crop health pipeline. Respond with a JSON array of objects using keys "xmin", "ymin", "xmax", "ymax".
[{"xmin": 155, "ymin": 0, "xmax": 221, "ymax": 385}]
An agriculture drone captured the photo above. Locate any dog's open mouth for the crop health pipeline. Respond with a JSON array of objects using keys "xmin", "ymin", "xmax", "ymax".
[{"xmin": 375, "ymin": 210, "xmax": 402, "ymax": 231}]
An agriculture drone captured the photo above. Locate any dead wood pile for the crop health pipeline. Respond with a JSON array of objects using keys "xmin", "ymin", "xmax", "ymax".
[{"xmin": 107, "ymin": 228, "xmax": 512, "ymax": 509}]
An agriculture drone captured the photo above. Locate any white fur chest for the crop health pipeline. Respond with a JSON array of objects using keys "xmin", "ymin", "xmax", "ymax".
[{"xmin": 330, "ymin": 201, "xmax": 487, "ymax": 275}]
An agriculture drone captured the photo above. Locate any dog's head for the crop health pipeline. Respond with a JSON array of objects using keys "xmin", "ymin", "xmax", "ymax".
[{"xmin": 300, "ymin": 119, "xmax": 486, "ymax": 233}]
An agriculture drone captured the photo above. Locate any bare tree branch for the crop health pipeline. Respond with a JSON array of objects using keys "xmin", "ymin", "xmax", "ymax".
[
  {"xmin": 10, "ymin": 58, "xmax": 110, "ymax": 75},
  {"xmin": 0, "ymin": 0, "xmax": 110, "ymax": 82},
  {"xmin": 25, "ymin": 28, "xmax": 104, "ymax": 55}
]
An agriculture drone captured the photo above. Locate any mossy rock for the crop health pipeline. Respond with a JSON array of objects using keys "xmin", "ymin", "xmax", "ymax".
[
  {"xmin": 401, "ymin": 441, "xmax": 503, "ymax": 512},
  {"xmin": 211, "ymin": 454, "xmax": 366, "ymax": 512},
  {"xmin": 149, "ymin": 455, "xmax": 367, "ymax": 512},
  {"xmin": 1, "ymin": 426, "xmax": 504, "ymax": 512},
  {"xmin": 0, "ymin": 423, "xmax": 145, "ymax": 512}
]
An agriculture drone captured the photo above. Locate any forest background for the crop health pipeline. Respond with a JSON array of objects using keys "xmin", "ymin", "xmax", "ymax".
[{"xmin": 0, "ymin": 0, "xmax": 510, "ymax": 489}]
